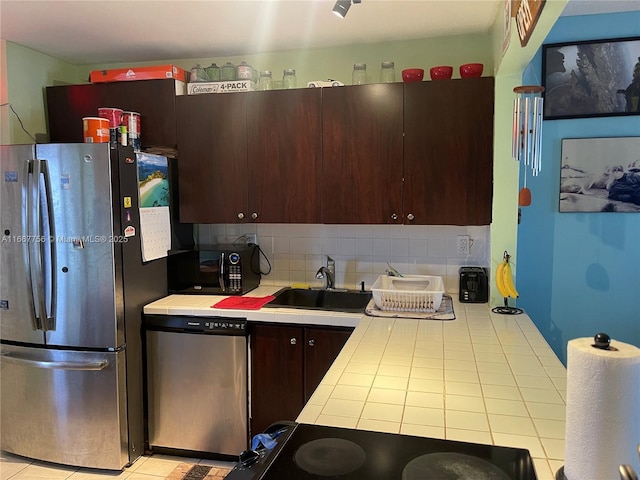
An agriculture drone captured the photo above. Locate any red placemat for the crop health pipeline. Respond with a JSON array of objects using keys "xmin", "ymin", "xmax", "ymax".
[{"xmin": 211, "ymin": 296, "xmax": 275, "ymax": 310}]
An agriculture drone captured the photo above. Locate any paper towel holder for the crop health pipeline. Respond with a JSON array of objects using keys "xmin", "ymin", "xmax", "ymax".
[{"xmin": 592, "ymin": 332, "xmax": 619, "ymax": 351}]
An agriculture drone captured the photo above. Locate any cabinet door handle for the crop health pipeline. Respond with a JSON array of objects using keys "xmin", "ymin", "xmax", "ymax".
[
  {"xmin": 391, "ymin": 213, "xmax": 398, "ymax": 221},
  {"xmin": 407, "ymin": 213, "xmax": 415, "ymax": 221},
  {"xmin": 308, "ymin": 339, "xmax": 315, "ymax": 347},
  {"xmin": 237, "ymin": 212, "xmax": 245, "ymax": 220},
  {"xmin": 251, "ymin": 212, "xmax": 259, "ymax": 220},
  {"xmin": 290, "ymin": 337, "xmax": 297, "ymax": 345}
]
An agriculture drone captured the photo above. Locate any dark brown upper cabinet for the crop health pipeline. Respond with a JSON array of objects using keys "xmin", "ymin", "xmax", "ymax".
[
  {"xmin": 46, "ymin": 79, "xmax": 180, "ymax": 148},
  {"xmin": 175, "ymin": 93, "xmax": 248, "ymax": 224},
  {"xmin": 403, "ymin": 77, "xmax": 494, "ymax": 225},
  {"xmin": 246, "ymin": 89, "xmax": 322, "ymax": 224},
  {"xmin": 46, "ymin": 83, "xmax": 109, "ymax": 144},
  {"xmin": 175, "ymin": 89, "xmax": 322, "ymax": 224},
  {"xmin": 322, "ymin": 83, "xmax": 404, "ymax": 224}
]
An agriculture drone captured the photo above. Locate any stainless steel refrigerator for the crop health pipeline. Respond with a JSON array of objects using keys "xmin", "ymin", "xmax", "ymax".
[{"xmin": 0, "ymin": 143, "xmax": 167, "ymax": 470}]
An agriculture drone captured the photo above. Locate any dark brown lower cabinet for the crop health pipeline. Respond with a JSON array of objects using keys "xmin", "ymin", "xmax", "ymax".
[{"xmin": 250, "ymin": 323, "xmax": 352, "ymax": 436}]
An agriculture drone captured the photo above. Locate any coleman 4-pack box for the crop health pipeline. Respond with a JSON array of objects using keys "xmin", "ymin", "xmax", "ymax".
[{"xmin": 187, "ymin": 80, "xmax": 257, "ymax": 95}]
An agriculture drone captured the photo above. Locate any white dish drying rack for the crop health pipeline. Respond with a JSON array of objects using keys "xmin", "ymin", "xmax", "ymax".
[{"xmin": 371, "ymin": 275, "xmax": 445, "ymax": 313}]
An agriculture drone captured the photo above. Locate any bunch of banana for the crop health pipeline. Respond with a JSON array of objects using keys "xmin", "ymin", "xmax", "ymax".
[{"xmin": 495, "ymin": 252, "xmax": 519, "ymax": 299}]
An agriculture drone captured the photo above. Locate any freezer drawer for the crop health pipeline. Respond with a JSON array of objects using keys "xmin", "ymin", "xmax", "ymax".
[
  {"xmin": 0, "ymin": 345, "xmax": 131, "ymax": 470},
  {"xmin": 146, "ymin": 329, "xmax": 248, "ymax": 455}
]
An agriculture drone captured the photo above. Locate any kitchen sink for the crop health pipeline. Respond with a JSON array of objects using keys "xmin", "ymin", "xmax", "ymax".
[{"xmin": 264, "ymin": 288, "xmax": 372, "ymax": 313}]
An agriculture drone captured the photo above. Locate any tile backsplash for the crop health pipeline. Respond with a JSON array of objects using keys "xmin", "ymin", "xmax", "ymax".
[{"xmin": 198, "ymin": 224, "xmax": 490, "ymax": 294}]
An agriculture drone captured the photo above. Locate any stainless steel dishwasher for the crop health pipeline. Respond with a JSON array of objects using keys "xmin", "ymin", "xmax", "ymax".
[{"xmin": 144, "ymin": 314, "xmax": 248, "ymax": 456}]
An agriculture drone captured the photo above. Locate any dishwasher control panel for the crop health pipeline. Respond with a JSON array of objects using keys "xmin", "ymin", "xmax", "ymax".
[
  {"xmin": 204, "ymin": 319, "xmax": 246, "ymax": 334},
  {"xmin": 144, "ymin": 314, "xmax": 247, "ymax": 336}
]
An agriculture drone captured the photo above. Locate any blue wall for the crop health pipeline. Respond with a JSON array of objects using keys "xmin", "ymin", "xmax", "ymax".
[{"xmin": 518, "ymin": 11, "xmax": 640, "ymax": 365}]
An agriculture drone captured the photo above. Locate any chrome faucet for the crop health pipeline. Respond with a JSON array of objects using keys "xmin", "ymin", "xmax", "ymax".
[{"xmin": 315, "ymin": 256, "xmax": 335, "ymax": 290}]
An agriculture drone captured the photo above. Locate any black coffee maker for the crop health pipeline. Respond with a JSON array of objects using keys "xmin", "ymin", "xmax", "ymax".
[{"xmin": 459, "ymin": 267, "xmax": 489, "ymax": 303}]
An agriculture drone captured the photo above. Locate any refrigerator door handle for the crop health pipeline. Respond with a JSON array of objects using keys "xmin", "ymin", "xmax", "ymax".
[
  {"xmin": 0, "ymin": 352, "xmax": 109, "ymax": 371},
  {"xmin": 38, "ymin": 159, "xmax": 56, "ymax": 331},
  {"xmin": 24, "ymin": 159, "xmax": 44, "ymax": 331},
  {"xmin": 26, "ymin": 159, "xmax": 55, "ymax": 332}
]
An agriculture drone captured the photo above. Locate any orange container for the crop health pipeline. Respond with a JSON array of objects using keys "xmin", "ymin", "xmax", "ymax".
[
  {"xmin": 82, "ymin": 117, "xmax": 109, "ymax": 143},
  {"xmin": 90, "ymin": 64, "xmax": 187, "ymax": 83}
]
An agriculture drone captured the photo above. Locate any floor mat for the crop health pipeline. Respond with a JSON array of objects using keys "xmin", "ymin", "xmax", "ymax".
[{"xmin": 165, "ymin": 463, "xmax": 233, "ymax": 480}]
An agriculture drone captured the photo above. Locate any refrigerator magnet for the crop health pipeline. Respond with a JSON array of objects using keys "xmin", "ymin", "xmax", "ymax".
[
  {"xmin": 61, "ymin": 173, "xmax": 71, "ymax": 190},
  {"xmin": 4, "ymin": 171, "xmax": 18, "ymax": 182},
  {"xmin": 124, "ymin": 225, "xmax": 136, "ymax": 237},
  {"xmin": 125, "ymin": 210, "xmax": 131, "ymax": 222},
  {"xmin": 123, "ymin": 196, "xmax": 132, "ymax": 208}
]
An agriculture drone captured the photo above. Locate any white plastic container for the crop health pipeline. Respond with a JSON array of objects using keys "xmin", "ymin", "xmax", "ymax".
[{"xmin": 371, "ymin": 275, "xmax": 444, "ymax": 312}]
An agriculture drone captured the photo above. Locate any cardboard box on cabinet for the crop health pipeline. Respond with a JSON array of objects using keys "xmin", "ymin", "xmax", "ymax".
[
  {"xmin": 90, "ymin": 65, "xmax": 188, "ymax": 83},
  {"xmin": 187, "ymin": 80, "xmax": 257, "ymax": 95}
]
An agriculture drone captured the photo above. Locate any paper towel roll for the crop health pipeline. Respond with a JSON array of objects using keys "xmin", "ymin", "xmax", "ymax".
[{"xmin": 564, "ymin": 337, "xmax": 640, "ymax": 480}]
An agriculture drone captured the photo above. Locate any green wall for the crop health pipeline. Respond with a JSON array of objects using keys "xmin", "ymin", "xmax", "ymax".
[
  {"xmin": 3, "ymin": 42, "xmax": 82, "ymax": 144},
  {"xmin": 83, "ymin": 34, "xmax": 494, "ymax": 88}
]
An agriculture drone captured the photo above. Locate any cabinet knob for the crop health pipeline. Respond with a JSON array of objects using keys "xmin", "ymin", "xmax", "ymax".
[
  {"xmin": 251, "ymin": 212, "xmax": 259, "ymax": 220},
  {"xmin": 391, "ymin": 213, "xmax": 398, "ymax": 221},
  {"xmin": 308, "ymin": 339, "xmax": 315, "ymax": 347},
  {"xmin": 290, "ymin": 338, "xmax": 297, "ymax": 345},
  {"xmin": 407, "ymin": 213, "xmax": 415, "ymax": 221},
  {"xmin": 237, "ymin": 212, "xmax": 245, "ymax": 220}
]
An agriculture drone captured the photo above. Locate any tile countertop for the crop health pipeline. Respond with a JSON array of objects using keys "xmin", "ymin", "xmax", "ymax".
[{"xmin": 143, "ymin": 288, "xmax": 567, "ymax": 480}]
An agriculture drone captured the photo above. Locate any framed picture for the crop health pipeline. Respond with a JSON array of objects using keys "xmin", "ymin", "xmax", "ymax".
[
  {"xmin": 542, "ymin": 36, "xmax": 640, "ymax": 120},
  {"xmin": 559, "ymin": 137, "xmax": 640, "ymax": 212}
]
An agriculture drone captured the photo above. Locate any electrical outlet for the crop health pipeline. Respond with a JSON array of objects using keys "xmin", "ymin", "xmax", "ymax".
[
  {"xmin": 456, "ymin": 235, "xmax": 470, "ymax": 255},
  {"xmin": 246, "ymin": 233, "xmax": 257, "ymax": 245}
]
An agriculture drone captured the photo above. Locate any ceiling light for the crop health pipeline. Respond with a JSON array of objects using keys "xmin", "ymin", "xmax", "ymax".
[{"xmin": 332, "ymin": 0, "xmax": 351, "ymax": 18}]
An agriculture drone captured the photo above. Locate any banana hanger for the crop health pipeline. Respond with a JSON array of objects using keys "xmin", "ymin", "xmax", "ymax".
[{"xmin": 491, "ymin": 251, "xmax": 523, "ymax": 315}]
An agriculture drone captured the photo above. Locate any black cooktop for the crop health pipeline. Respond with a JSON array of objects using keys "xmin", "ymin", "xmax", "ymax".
[{"xmin": 257, "ymin": 423, "xmax": 537, "ymax": 480}]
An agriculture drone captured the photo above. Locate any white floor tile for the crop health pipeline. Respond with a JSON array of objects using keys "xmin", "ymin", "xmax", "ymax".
[
  {"xmin": 7, "ymin": 463, "xmax": 77, "ymax": 479},
  {"xmin": 129, "ymin": 457, "xmax": 182, "ymax": 477}
]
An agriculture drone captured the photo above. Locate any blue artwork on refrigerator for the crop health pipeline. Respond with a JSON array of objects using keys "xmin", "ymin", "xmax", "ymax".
[{"xmin": 137, "ymin": 153, "xmax": 170, "ymax": 208}]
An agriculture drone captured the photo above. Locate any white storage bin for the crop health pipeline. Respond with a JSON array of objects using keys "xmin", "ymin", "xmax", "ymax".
[{"xmin": 371, "ymin": 275, "xmax": 444, "ymax": 312}]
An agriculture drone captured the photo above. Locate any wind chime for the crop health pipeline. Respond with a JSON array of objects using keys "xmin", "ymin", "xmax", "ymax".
[{"xmin": 512, "ymin": 85, "xmax": 544, "ymax": 206}]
